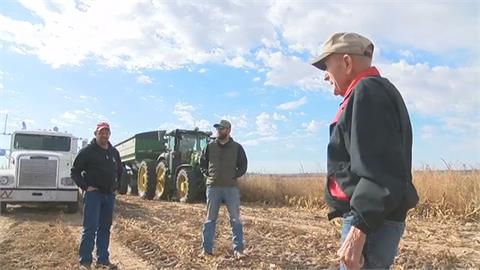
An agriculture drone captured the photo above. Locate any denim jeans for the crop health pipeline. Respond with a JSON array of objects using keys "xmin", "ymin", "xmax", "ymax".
[
  {"xmin": 79, "ymin": 191, "xmax": 115, "ymax": 265},
  {"xmin": 202, "ymin": 186, "xmax": 244, "ymax": 253},
  {"xmin": 340, "ymin": 214, "xmax": 405, "ymax": 269}
]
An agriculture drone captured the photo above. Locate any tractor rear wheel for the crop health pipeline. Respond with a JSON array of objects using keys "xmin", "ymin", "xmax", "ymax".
[
  {"xmin": 155, "ymin": 161, "xmax": 171, "ymax": 200},
  {"xmin": 137, "ymin": 161, "xmax": 156, "ymax": 200}
]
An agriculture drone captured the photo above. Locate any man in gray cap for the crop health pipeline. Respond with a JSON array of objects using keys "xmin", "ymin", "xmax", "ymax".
[
  {"xmin": 200, "ymin": 119, "xmax": 248, "ymax": 258},
  {"xmin": 311, "ymin": 33, "xmax": 418, "ymax": 269}
]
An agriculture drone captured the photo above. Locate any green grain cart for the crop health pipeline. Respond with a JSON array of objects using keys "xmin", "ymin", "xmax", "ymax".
[{"xmin": 115, "ymin": 129, "xmax": 212, "ymax": 202}]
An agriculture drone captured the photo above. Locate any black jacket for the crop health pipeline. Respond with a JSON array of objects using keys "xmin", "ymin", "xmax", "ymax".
[
  {"xmin": 71, "ymin": 139, "xmax": 123, "ymax": 194},
  {"xmin": 326, "ymin": 75, "xmax": 419, "ymax": 234},
  {"xmin": 200, "ymin": 137, "xmax": 248, "ymax": 187}
]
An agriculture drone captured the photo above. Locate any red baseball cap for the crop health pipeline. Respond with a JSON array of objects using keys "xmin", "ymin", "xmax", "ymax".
[{"xmin": 95, "ymin": 122, "xmax": 110, "ymax": 132}]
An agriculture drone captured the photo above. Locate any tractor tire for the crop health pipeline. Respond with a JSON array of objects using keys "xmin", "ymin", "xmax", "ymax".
[
  {"xmin": 0, "ymin": 202, "xmax": 6, "ymax": 215},
  {"xmin": 176, "ymin": 168, "xmax": 201, "ymax": 203},
  {"xmin": 155, "ymin": 161, "xmax": 171, "ymax": 200},
  {"xmin": 117, "ymin": 166, "xmax": 128, "ymax": 195},
  {"xmin": 130, "ymin": 170, "xmax": 139, "ymax": 196},
  {"xmin": 137, "ymin": 161, "xmax": 156, "ymax": 200}
]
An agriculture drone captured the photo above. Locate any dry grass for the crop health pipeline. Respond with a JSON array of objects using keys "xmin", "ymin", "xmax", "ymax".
[
  {"xmin": 239, "ymin": 174, "xmax": 325, "ymax": 209},
  {"xmin": 239, "ymin": 170, "xmax": 480, "ymax": 221}
]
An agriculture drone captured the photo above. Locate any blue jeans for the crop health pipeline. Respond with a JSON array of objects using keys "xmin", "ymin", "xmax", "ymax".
[
  {"xmin": 340, "ymin": 214, "xmax": 405, "ymax": 269},
  {"xmin": 79, "ymin": 191, "xmax": 115, "ymax": 265},
  {"xmin": 202, "ymin": 186, "xmax": 244, "ymax": 253}
]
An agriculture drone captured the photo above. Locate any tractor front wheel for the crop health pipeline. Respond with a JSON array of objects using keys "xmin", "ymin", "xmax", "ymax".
[{"xmin": 137, "ymin": 161, "xmax": 157, "ymax": 200}]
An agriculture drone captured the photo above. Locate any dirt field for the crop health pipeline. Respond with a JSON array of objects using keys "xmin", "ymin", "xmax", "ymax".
[{"xmin": 0, "ymin": 195, "xmax": 479, "ymax": 269}]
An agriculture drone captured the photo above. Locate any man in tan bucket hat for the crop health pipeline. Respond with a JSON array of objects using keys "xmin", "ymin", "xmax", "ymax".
[{"xmin": 311, "ymin": 33, "xmax": 418, "ymax": 269}]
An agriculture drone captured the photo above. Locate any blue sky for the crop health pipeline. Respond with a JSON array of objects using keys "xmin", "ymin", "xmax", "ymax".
[{"xmin": 0, "ymin": 0, "xmax": 479, "ymax": 173}]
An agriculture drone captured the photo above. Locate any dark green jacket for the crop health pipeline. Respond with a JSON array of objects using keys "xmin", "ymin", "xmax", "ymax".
[{"xmin": 200, "ymin": 137, "xmax": 248, "ymax": 187}]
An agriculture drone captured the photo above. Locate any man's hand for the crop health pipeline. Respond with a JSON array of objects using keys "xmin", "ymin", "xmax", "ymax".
[
  {"xmin": 337, "ymin": 226, "xmax": 366, "ymax": 270},
  {"xmin": 86, "ymin": 186, "xmax": 98, "ymax": 192}
]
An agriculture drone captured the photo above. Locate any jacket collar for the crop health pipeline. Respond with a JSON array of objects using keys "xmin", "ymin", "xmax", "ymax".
[
  {"xmin": 90, "ymin": 138, "xmax": 112, "ymax": 151},
  {"xmin": 341, "ymin": 66, "xmax": 380, "ymax": 103},
  {"xmin": 332, "ymin": 66, "xmax": 380, "ymax": 124},
  {"xmin": 216, "ymin": 136, "xmax": 234, "ymax": 146}
]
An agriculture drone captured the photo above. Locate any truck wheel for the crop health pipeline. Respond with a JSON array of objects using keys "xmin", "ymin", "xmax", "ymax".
[
  {"xmin": 155, "ymin": 161, "xmax": 171, "ymax": 200},
  {"xmin": 118, "ymin": 166, "xmax": 128, "ymax": 195},
  {"xmin": 137, "ymin": 161, "xmax": 156, "ymax": 200},
  {"xmin": 176, "ymin": 168, "xmax": 201, "ymax": 203},
  {"xmin": 0, "ymin": 202, "xmax": 6, "ymax": 214},
  {"xmin": 66, "ymin": 201, "xmax": 79, "ymax": 214},
  {"xmin": 130, "ymin": 170, "xmax": 139, "ymax": 196}
]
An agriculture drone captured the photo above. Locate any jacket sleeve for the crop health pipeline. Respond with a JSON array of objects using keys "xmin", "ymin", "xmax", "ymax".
[
  {"xmin": 200, "ymin": 144, "xmax": 209, "ymax": 176},
  {"xmin": 348, "ymin": 79, "xmax": 407, "ymax": 234},
  {"xmin": 70, "ymin": 148, "xmax": 89, "ymax": 191},
  {"xmin": 235, "ymin": 144, "xmax": 248, "ymax": 178}
]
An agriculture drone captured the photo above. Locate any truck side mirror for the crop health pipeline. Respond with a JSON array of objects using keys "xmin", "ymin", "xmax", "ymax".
[{"xmin": 0, "ymin": 149, "xmax": 5, "ymax": 156}]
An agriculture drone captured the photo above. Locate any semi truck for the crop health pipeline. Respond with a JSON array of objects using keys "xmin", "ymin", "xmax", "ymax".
[{"xmin": 0, "ymin": 130, "xmax": 82, "ymax": 214}]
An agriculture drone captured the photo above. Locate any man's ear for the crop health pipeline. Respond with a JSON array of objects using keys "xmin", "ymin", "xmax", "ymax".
[{"xmin": 343, "ymin": 54, "xmax": 354, "ymax": 74}]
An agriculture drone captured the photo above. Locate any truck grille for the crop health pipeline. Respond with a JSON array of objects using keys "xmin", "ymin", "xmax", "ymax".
[{"xmin": 18, "ymin": 158, "xmax": 57, "ymax": 188}]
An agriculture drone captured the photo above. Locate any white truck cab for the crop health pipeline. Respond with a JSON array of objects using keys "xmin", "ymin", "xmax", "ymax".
[{"xmin": 0, "ymin": 130, "xmax": 81, "ymax": 214}]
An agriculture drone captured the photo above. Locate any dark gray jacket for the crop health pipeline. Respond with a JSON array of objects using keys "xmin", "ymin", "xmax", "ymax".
[
  {"xmin": 200, "ymin": 137, "xmax": 248, "ymax": 187},
  {"xmin": 326, "ymin": 76, "xmax": 419, "ymax": 234}
]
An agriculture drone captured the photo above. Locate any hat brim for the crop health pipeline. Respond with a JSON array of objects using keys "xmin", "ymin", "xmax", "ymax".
[
  {"xmin": 311, "ymin": 52, "xmax": 333, "ymax": 71},
  {"xmin": 96, "ymin": 126, "xmax": 110, "ymax": 132}
]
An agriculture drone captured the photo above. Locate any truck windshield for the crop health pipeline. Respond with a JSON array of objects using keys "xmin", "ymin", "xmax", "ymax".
[{"xmin": 13, "ymin": 134, "xmax": 71, "ymax": 152}]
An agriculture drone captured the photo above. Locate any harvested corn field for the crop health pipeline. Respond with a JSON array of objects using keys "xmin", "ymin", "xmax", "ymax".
[{"xmin": 0, "ymin": 188, "xmax": 479, "ymax": 269}]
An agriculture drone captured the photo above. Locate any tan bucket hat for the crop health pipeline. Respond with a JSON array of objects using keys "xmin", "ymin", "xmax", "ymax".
[{"xmin": 311, "ymin": 32, "xmax": 374, "ymax": 70}]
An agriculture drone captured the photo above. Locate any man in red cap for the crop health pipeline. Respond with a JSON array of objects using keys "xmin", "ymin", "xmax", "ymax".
[
  {"xmin": 71, "ymin": 122, "xmax": 123, "ymax": 269},
  {"xmin": 311, "ymin": 33, "xmax": 418, "ymax": 269}
]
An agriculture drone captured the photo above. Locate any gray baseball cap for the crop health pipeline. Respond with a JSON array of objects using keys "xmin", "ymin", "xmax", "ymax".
[
  {"xmin": 311, "ymin": 32, "xmax": 374, "ymax": 71},
  {"xmin": 213, "ymin": 120, "xmax": 231, "ymax": 129}
]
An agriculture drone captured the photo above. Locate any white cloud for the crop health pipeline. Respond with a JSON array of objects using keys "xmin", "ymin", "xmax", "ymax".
[
  {"xmin": 379, "ymin": 61, "xmax": 480, "ymax": 134},
  {"xmin": 218, "ymin": 114, "xmax": 248, "ymax": 129},
  {"xmin": 255, "ymin": 112, "xmax": 277, "ymax": 137},
  {"xmin": 272, "ymin": 112, "xmax": 287, "ymax": 121},
  {"xmin": 253, "ymin": 77, "xmax": 261, "ymax": 82},
  {"xmin": 302, "ymin": 120, "xmax": 324, "ymax": 134},
  {"xmin": 50, "ymin": 109, "xmax": 108, "ymax": 127},
  {"xmin": 276, "ymin": 96, "xmax": 307, "ymax": 110},
  {"xmin": 173, "ymin": 102, "xmax": 210, "ymax": 130},
  {"xmin": 256, "ymin": 50, "xmax": 323, "ymax": 90},
  {"xmin": 0, "ymin": 1, "xmax": 276, "ymax": 70},
  {"xmin": 267, "ymin": 1, "xmax": 479, "ymax": 54},
  {"xmin": 198, "ymin": 68, "xmax": 207, "ymax": 74},
  {"xmin": 225, "ymin": 56, "xmax": 257, "ymax": 69},
  {"xmin": 399, "ymin": 49, "xmax": 414, "ymax": 58},
  {"xmin": 136, "ymin": 74, "xmax": 153, "ymax": 84},
  {"xmin": 79, "ymin": 95, "xmax": 99, "ymax": 102}
]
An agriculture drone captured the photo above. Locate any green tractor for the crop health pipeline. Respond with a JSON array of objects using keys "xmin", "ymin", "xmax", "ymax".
[{"xmin": 116, "ymin": 129, "xmax": 211, "ymax": 202}]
